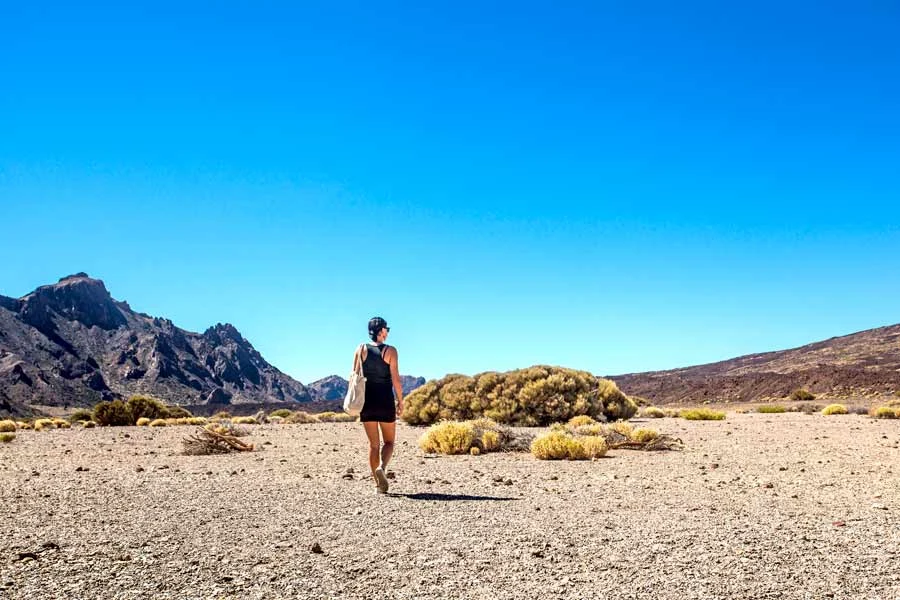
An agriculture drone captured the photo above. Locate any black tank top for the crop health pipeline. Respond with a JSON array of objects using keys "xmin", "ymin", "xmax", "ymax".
[{"xmin": 362, "ymin": 344, "xmax": 392, "ymax": 385}]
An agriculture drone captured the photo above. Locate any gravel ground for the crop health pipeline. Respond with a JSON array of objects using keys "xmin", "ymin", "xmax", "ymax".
[{"xmin": 2, "ymin": 413, "xmax": 899, "ymax": 600}]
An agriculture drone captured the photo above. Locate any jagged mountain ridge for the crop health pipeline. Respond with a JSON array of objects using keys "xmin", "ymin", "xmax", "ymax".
[
  {"xmin": 609, "ymin": 324, "xmax": 900, "ymax": 404},
  {"xmin": 0, "ymin": 273, "xmax": 312, "ymax": 415}
]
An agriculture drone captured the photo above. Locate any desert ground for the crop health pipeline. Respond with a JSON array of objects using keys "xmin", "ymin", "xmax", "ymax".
[{"xmin": 2, "ymin": 412, "xmax": 899, "ymax": 600}]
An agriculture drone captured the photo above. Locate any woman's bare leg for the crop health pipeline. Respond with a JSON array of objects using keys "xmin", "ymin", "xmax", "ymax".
[
  {"xmin": 363, "ymin": 422, "xmax": 382, "ymax": 480},
  {"xmin": 379, "ymin": 421, "xmax": 396, "ymax": 470}
]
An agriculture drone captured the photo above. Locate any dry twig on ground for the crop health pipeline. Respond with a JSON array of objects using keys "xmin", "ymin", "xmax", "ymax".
[{"xmin": 182, "ymin": 427, "xmax": 254, "ymax": 455}]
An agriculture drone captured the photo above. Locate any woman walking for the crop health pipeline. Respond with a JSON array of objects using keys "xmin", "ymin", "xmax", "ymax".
[{"xmin": 353, "ymin": 317, "xmax": 403, "ymax": 494}]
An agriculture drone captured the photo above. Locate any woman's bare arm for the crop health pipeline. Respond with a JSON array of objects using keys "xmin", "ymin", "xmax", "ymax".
[{"xmin": 385, "ymin": 346, "xmax": 403, "ymax": 414}]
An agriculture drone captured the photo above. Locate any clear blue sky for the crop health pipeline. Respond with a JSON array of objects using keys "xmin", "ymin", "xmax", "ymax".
[{"xmin": 1, "ymin": 2, "xmax": 898, "ymax": 383}]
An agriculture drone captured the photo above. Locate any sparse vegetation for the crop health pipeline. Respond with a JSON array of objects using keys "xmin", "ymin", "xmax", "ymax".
[
  {"xmin": 284, "ymin": 411, "xmax": 320, "ymax": 424},
  {"xmin": 269, "ymin": 409, "xmax": 293, "ymax": 419},
  {"xmin": 0, "ymin": 420, "xmax": 17, "ymax": 433},
  {"xmin": 530, "ymin": 431, "xmax": 587, "ymax": 460},
  {"xmin": 0, "ymin": 433, "xmax": 14, "ymax": 443},
  {"xmin": 92, "ymin": 400, "xmax": 133, "ymax": 426},
  {"xmin": 822, "ymin": 404, "xmax": 848, "ymax": 416},
  {"xmin": 567, "ymin": 415, "xmax": 598, "ymax": 428},
  {"xmin": 757, "ymin": 405, "xmax": 787, "ymax": 414},
  {"xmin": 149, "ymin": 419, "xmax": 168, "ymax": 427},
  {"xmin": 16, "ymin": 421, "xmax": 32, "ymax": 430},
  {"xmin": 182, "ymin": 427, "xmax": 254, "ymax": 455},
  {"xmin": 609, "ymin": 421, "xmax": 634, "ymax": 437},
  {"xmin": 136, "ymin": 417, "xmax": 151, "ymax": 426},
  {"xmin": 68, "ymin": 410, "xmax": 93, "ymax": 423},
  {"xmin": 871, "ymin": 406, "xmax": 899, "ymax": 419},
  {"xmin": 790, "ymin": 389, "xmax": 816, "ymax": 402},
  {"xmin": 211, "ymin": 411, "xmax": 232, "ymax": 420},
  {"xmin": 680, "ymin": 408, "xmax": 726, "ymax": 421},
  {"xmin": 52, "ymin": 419, "xmax": 70, "ymax": 429},
  {"xmin": 34, "ymin": 418, "xmax": 56, "ymax": 431},
  {"xmin": 316, "ymin": 412, "xmax": 357, "ymax": 423},
  {"xmin": 580, "ymin": 436, "xmax": 609, "ymax": 459},
  {"xmin": 631, "ymin": 428, "xmax": 659, "ymax": 443},
  {"xmin": 419, "ymin": 422, "xmax": 476, "ymax": 455},
  {"xmin": 232, "ymin": 416, "xmax": 259, "ymax": 425},
  {"xmin": 641, "ymin": 407, "xmax": 666, "ymax": 418},
  {"xmin": 848, "ymin": 405, "xmax": 869, "ymax": 416},
  {"xmin": 82, "ymin": 421, "xmax": 97, "ymax": 428},
  {"xmin": 402, "ymin": 366, "xmax": 633, "ymax": 426}
]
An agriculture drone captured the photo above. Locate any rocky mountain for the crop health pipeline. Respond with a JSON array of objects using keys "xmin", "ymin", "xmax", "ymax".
[
  {"xmin": 610, "ymin": 324, "xmax": 900, "ymax": 404},
  {"xmin": 308, "ymin": 374, "xmax": 427, "ymax": 403},
  {"xmin": 0, "ymin": 273, "xmax": 312, "ymax": 416}
]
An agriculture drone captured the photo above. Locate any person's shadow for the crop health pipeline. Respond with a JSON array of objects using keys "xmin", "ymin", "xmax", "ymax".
[{"xmin": 389, "ymin": 492, "xmax": 517, "ymax": 502}]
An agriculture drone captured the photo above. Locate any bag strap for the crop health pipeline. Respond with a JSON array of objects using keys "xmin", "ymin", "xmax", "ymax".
[{"xmin": 356, "ymin": 343, "xmax": 367, "ymax": 375}]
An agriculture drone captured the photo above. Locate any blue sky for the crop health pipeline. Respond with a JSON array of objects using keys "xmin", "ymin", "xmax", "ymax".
[{"xmin": 1, "ymin": 1, "xmax": 898, "ymax": 383}]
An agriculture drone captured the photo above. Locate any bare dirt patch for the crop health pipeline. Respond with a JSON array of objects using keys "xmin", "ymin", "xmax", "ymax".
[{"xmin": 2, "ymin": 414, "xmax": 899, "ymax": 599}]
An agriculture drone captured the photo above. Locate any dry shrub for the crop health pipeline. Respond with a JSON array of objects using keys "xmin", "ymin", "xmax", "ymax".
[
  {"xmin": 269, "ymin": 409, "xmax": 293, "ymax": 419},
  {"xmin": 609, "ymin": 422, "xmax": 634, "ymax": 437},
  {"xmin": 822, "ymin": 404, "xmax": 848, "ymax": 416},
  {"xmin": 664, "ymin": 409, "xmax": 681, "ymax": 418},
  {"xmin": 188, "ymin": 417, "xmax": 207, "ymax": 425},
  {"xmin": 82, "ymin": 421, "xmax": 97, "ymax": 428},
  {"xmin": 316, "ymin": 412, "xmax": 356, "ymax": 423},
  {"xmin": 16, "ymin": 421, "xmax": 32, "ymax": 430},
  {"xmin": 269, "ymin": 416, "xmax": 284, "ymax": 424},
  {"xmin": 136, "ymin": 417, "xmax": 151, "ymax": 426},
  {"xmin": 402, "ymin": 366, "xmax": 631, "ymax": 426},
  {"xmin": 641, "ymin": 407, "xmax": 666, "ymax": 418},
  {"xmin": 572, "ymin": 424, "xmax": 605, "ymax": 436},
  {"xmin": 530, "ymin": 432, "xmax": 586, "ymax": 460},
  {"xmin": 34, "ymin": 418, "xmax": 56, "ymax": 431},
  {"xmin": 869, "ymin": 406, "xmax": 897, "ymax": 419},
  {"xmin": 205, "ymin": 422, "xmax": 250, "ymax": 438},
  {"xmin": 52, "ymin": 419, "xmax": 71, "ymax": 429},
  {"xmin": 284, "ymin": 411, "xmax": 320, "ymax": 424},
  {"xmin": 470, "ymin": 447, "xmax": 481, "ymax": 456},
  {"xmin": 149, "ymin": 419, "xmax": 168, "ymax": 427},
  {"xmin": 0, "ymin": 420, "xmax": 16, "ymax": 433},
  {"xmin": 680, "ymin": 408, "xmax": 726, "ymax": 421},
  {"xmin": 631, "ymin": 428, "xmax": 659, "ymax": 443},
  {"xmin": 580, "ymin": 436, "xmax": 608, "ymax": 459},
  {"xmin": 211, "ymin": 411, "xmax": 232, "ymax": 420},
  {"xmin": 567, "ymin": 415, "xmax": 598, "ymax": 428},
  {"xmin": 182, "ymin": 427, "xmax": 254, "ymax": 455},
  {"xmin": 232, "ymin": 416, "xmax": 259, "ymax": 425},
  {"xmin": 848, "ymin": 406, "xmax": 869, "ymax": 416},
  {"xmin": 757, "ymin": 405, "xmax": 786, "ymax": 414},
  {"xmin": 419, "ymin": 422, "xmax": 476, "ymax": 455},
  {"xmin": 790, "ymin": 389, "xmax": 816, "ymax": 402},
  {"xmin": 604, "ymin": 394, "xmax": 639, "ymax": 421},
  {"xmin": 68, "ymin": 410, "xmax": 94, "ymax": 423},
  {"xmin": 0, "ymin": 433, "xmax": 14, "ymax": 443}
]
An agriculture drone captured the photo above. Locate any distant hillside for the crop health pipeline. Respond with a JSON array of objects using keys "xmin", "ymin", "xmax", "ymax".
[
  {"xmin": 0, "ymin": 273, "xmax": 312, "ymax": 416},
  {"xmin": 308, "ymin": 374, "xmax": 426, "ymax": 403},
  {"xmin": 610, "ymin": 324, "xmax": 900, "ymax": 404}
]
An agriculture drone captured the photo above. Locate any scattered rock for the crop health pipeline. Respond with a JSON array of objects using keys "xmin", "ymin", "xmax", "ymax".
[{"xmin": 310, "ymin": 543, "xmax": 324, "ymax": 554}]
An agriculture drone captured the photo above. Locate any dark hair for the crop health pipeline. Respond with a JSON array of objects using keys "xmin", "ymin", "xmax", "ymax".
[{"xmin": 368, "ymin": 317, "xmax": 388, "ymax": 342}]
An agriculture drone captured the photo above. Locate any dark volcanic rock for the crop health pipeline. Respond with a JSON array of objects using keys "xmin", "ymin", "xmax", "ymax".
[
  {"xmin": 610, "ymin": 324, "xmax": 900, "ymax": 404},
  {"xmin": 0, "ymin": 273, "xmax": 312, "ymax": 417}
]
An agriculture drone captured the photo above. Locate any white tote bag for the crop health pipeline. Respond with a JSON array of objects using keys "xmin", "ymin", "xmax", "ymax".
[{"xmin": 343, "ymin": 343, "xmax": 367, "ymax": 416}]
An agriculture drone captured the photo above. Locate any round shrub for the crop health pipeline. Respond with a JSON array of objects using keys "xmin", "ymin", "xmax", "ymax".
[
  {"xmin": 530, "ymin": 431, "xmax": 586, "ymax": 460},
  {"xmin": 680, "ymin": 408, "xmax": 726, "ymax": 421},
  {"xmin": 0, "ymin": 433, "xmax": 14, "ymax": 443},
  {"xmin": 790, "ymin": 389, "xmax": 816, "ymax": 402},
  {"xmin": 604, "ymin": 394, "xmax": 639, "ymax": 421},
  {"xmin": 316, "ymin": 412, "xmax": 356, "ymax": 423},
  {"xmin": 567, "ymin": 415, "xmax": 598, "ymax": 428},
  {"xmin": 149, "ymin": 419, "xmax": 168, "ymax": 427},
  {"xmin": 470, "ymin": 447, "xmax": 481, "ymax": 456},
  {"xmin": 68, "ymin": 410, "xmax": 94, "ymax": 423},
  {"xmin": 419, "ymin": 422, "xmax": 476, "ymax": 455},
  {"xmin": 82, "ymin": 421, "xmax": 97, "ymax": 428},
  {"xmin": 870, "ymin": 407, "xmax": 898, "ymax": 419},
  {"xmin": 822, "ymin": 404, "xmax": 848, "ymax": 416},
  {"xmin": 211, "ymin": 411, "xmax": 232, "ymax": 420},
  {"xmin": 580, "ymin": 436, "xmax": 608, "ymax": 459},
  {"xmin": 757, "ymin": 405, "xmax": 786, "ymax": 414},
  {"xmin": 232, "ymin": 416, "xmax": 259, "ymax": 425},
  {"xmin": 269, "ymin": 409, "xmax": 293, "ymax": 419},
  {"xmin": 609, "ymin": 422, "xmax": 634, "ymax": 438},
  {"xmin": 631, "ymin": 428, "xmax": 659, "ymax": 443},
  {"xmin": 284, "ymin": 411, "xmax": 320, "ymax": 424},
  {"xmin": 16, "ymin": 421, "xmax": 32, "ymax": 430},
  {"xmin": 33, "ymin": 418, "xmax": 56, "ymax": 431},
  {"xmin": 92, "ymin": 400, "xmax": 133, "ymax": 426},
  {"xmin": 641, "ymin": 407, "xmax": 666, "ymax": 418},
  {"xmin": 136, "ymin": 417, "xmax": 151, "ymax": 426},
  {"xmin": 0, "ymin": 420, "xmax": 17, "ymax": 433},
  {"xmin": 52, "ymin": 419, "xmax": 70, "ymax": 429},
  {"xmin": 402, "ymin": 366, "xmax": 630, "ymax": 426}
]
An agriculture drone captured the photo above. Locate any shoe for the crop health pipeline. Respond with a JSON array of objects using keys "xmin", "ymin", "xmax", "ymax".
[{"xmin": 374, "ymin": 467, "xmax": 389, "ymax": 494}]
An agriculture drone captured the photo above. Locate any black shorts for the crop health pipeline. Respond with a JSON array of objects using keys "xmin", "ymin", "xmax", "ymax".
[{"xmin": 360, "ymin": 381, "xmax": 396, "ymax": 423}]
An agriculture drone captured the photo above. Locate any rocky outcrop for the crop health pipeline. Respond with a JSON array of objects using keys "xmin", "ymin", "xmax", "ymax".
[{"xmin": 0, "ymin": 273, "xmax": 311, "ymax": 416}]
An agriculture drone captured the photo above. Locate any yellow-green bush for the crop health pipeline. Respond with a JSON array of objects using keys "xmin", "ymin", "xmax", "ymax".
[
  {"xmin": 567, "ymin": 415, "xmax": 598, "ymax": 428},
  {"xmin": 68, "ymin": 410, "xmax": 94, "ymax": 423},
  {"xmin": 126, "ymin": 395, "xmax": 171, "ymax": 422},
  {"xmin": 34, "ymin": 418, "xmax": 56, "ymax": 431},
  {"xmin": 316, "ymin": 412, "xmax": 356, "ymax": 423},
  {"xmin": 609, "ymin": 422, "xmax": 634, "ymax": 437},
  {"xmin": 0, "ymin": 433, "xmax": 14, "ymax": 443},
  {"xmin": 641, "ymin": 407, "xmax": 666, "ymax": 418},
  {"xmin": 757, "ymin": 405, "xmax": 787, "ymax": 414},
  {"xmin": 136, "ymin": 417, "xmax": 151, "ymax": 426},
  {"xmin": 284, "ymin": 411, "xmax": 320, "ymax": 424},
  {"xmin": 604, "ymin": 393, "xmax": 639, "ymax": 421},
  {"xmin": 92, "ymin": 400, "xmax": 132, "ymax": 426},
  {"xmin": 268, "ymin": 415, "xmax": 284, "ymax": 424},
  {"xmin": 822, "ymin": 404, "xmax": 848, "ymax": 416},
  {"xmin": 870, "ymin": 406, "xmax": 898, "ymax": 419},
  {"xmin": 580, "ymin": 436, "xmax": 608, "ymax": 459},
  {"xmin": 790, "ymin": 389, "xmax": 816, "ymax": 402},
  {"xmin": 530, "ymin": 431, "xmax": 586, "ymax": 460},
  {"xmin": 82, "ymin": 420, "xmax": 97, "ymax": 428},
  {"xmin": 16, "ymin": 421, "xmax": 32, "ymax": 430},
  {"xmin": 232, "ymin": 416, "xmax": 258, "ymax": 425},
  {"xmin": 680, "ymin": 408, "xmax": 726, "ymax": 421},
  {"xmin": 631, "ymin": 428, "xmax": 659, "ymax": 443},
  {"xmin": 269, "ymin": 408, "xmax": 293, "ymax": 419},
  {"xmin": 0, "ymin": 420, "xmax": 16, "ymax": 432},
  {"xmin": 572, "ymin": 423, "xmax": 605, "ymax": 436},
  {"xmin": 211, "ymin": 411, "xmax": 232, "ymax": 420},
  {"xmin": 52, "ymin": 419, "xmax": 71, "ymax": 429},
  {"xmin": 419, "ymin": 422, "xmax": 476, "ymax": 455},
  {"xmin": 149, "ymin": 419, "xmax": 168, "ymax": 427},
  {"xmin": 402, "ymin": 366, "xmax": 631, "ymax": 426}
]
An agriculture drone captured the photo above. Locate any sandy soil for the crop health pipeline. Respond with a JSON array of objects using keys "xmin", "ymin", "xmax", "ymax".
[{"xmin": 1, "ymin": 413, "xmax": 899, "ymax": 600}]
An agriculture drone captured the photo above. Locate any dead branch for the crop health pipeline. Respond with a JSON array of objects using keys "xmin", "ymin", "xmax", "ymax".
[{"xmin": 182, "ymin": 427, "xmax": 254, "ymax": 455}]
